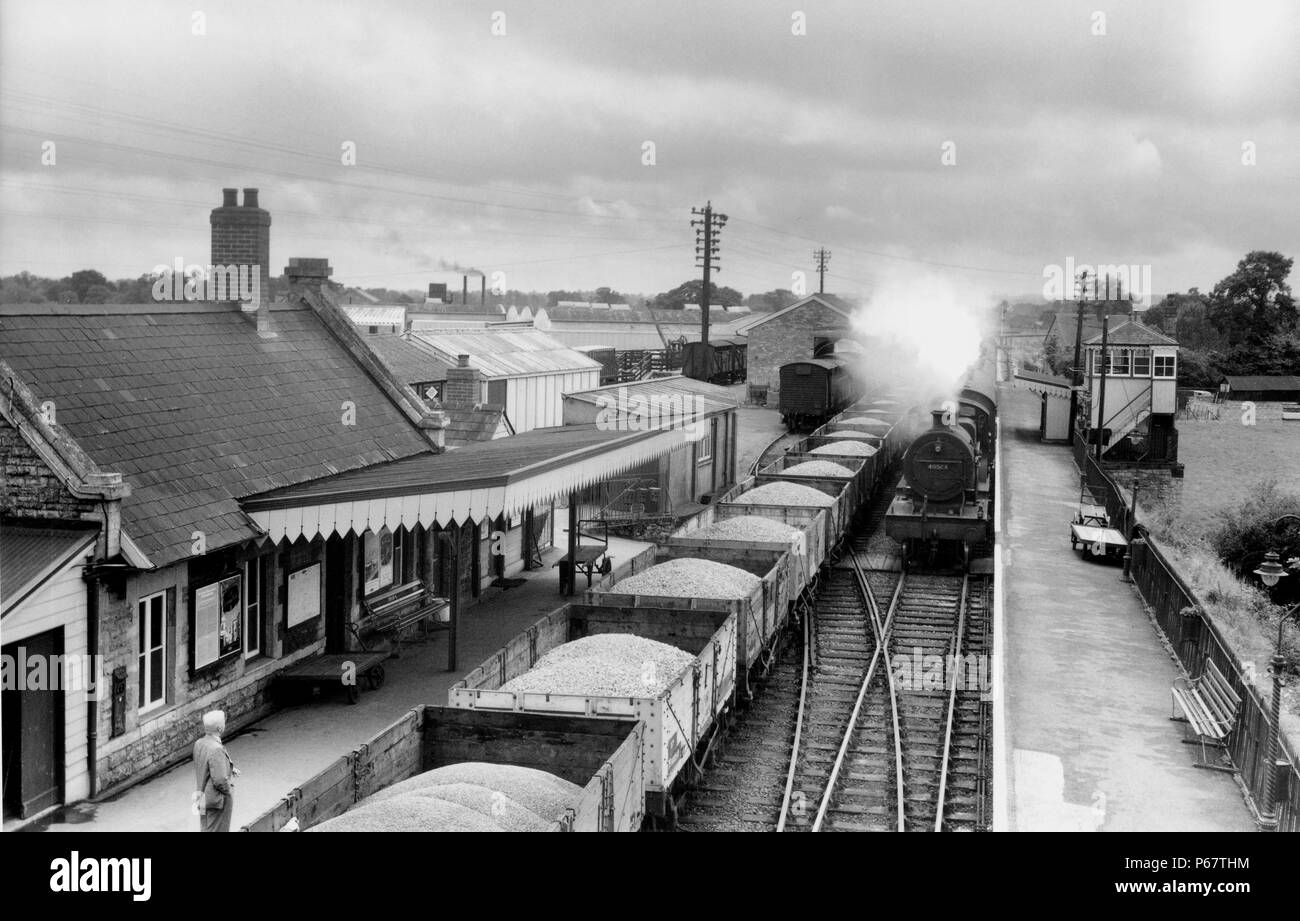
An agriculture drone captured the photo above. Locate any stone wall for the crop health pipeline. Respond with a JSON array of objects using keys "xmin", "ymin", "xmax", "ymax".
[
  {"xmin": 0, "ymin": 416, "xmax": 98, "ymax": 520},
  {"xmin": 747, "ymin": 301, "xmax": 850, "ymax": 402}
]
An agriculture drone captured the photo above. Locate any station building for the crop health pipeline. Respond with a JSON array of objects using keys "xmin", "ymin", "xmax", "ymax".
[{"xmin": 0, "ymin": 189, "xmax": 696, "ymax": 817}]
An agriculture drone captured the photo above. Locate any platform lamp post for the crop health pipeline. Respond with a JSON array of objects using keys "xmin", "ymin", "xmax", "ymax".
[{"xmin": 1251, "ymin": 513, "xmax": 1300, "ymax": 822}]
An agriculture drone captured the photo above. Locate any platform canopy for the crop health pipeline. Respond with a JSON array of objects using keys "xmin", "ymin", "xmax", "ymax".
[
  {"xmin": 242, "ymin": 423, "xmax": 699, "ymax": 543},
  {"xmin": 1013, "ymin": 369, "xmax": 1073, "ymax": 400}
]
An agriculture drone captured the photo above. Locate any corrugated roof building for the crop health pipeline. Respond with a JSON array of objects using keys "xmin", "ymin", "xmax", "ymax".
[{"xmin": 410, "ymin": 328, "xmax": 601, "ymax": 431}]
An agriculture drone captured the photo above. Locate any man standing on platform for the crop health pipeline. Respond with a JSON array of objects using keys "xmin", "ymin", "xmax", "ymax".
[{"xmin": 193, "ymin": 710, "xmax": 238, "ymax": 832}]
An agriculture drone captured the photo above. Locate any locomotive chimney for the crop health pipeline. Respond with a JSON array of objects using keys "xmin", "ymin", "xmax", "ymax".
[{"xmin": 931, "ymin": 409, "xmax": 947, "ymax": 429}]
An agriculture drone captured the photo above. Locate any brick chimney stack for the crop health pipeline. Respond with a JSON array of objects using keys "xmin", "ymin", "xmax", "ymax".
[
  {"xmin": 443, "ymin": 353, "xmax": 482, "ymax": 408},
  {"xmin": 210, "ymin": 188, "xmax": 271, "ymax": 311},
  {"xmin": 285, "ymin": 257, "xmax": 333, "ymax": 289}
]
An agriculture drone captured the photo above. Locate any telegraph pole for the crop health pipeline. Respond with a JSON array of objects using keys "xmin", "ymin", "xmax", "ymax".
[
  {"xmin": 814, "ymin": 248, "xmax": 831, "ymax": 294},
  {"xmin": 1069, "ymin": 270, "xmax": 1089, "ymax": 446},
  {"xmin": 691, "ymin": 202, "xmax": 727, "ymax": 345},
  {"xmin": 1095, "ymin": 313, "xmax": 1110, "ymax": 464}
]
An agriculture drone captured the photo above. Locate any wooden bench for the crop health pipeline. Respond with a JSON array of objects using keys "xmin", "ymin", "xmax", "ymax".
[
  {"xmin": 1171, "ymin": 659, "xmax": 1241, "ymax": 771},
  {"xmin": 351, "ymin": 580, "xmax": 449, "ymax": 657}
]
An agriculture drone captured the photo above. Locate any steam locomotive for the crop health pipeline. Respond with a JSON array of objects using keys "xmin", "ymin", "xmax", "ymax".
[{"xmin": 884, "ymin": 345, "xmax": 997, "ymax": 570}]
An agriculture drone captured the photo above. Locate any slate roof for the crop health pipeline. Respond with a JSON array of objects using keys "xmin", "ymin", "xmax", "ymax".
[
  {"xmin": 364, "ymin": 334, "xmax": 454, "ymax": 385},
  {"xmin": 442, "ymin": 405, "xmax": 506, "ymax": 446},
  {"xmin": 736, "ymin": 294, "xmax": 855, "ymax": 333},
  {"xmin": 243, "ymin": 423, "xmax": 659, "ymax": 507},
  {"xmin": 0, "ymin": 302, "xmax": 436, "ymax": 567},
  {"xmin": 1084, "ymin": 317, "xmax": 1177, "ymax": 346}
]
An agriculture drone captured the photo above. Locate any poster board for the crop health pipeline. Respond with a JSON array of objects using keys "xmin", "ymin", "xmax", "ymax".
[
  {"xmin": 287, "ymin": 562, "xmax": 321, "ymax": 628},
  {"xmin": 194, "ymin": 573, "xmax": 242, "ymax": 669},
  {"xmin": 363, "ymin": 528, "xmax": 394, "ymax": 596}
]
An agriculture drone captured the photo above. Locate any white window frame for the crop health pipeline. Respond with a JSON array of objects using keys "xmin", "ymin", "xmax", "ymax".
[
  {"xmin": 1154, "ymin": 354, "xmax": 1177, "ymax": 378},
  {"xmin": 244, "ymin": 557, "xmax": 262, "ymax": 660},
  {"xmin": 138, "ymin": 591, "xmax": 167, "ymax": 714},
  {"xmin": 1110, "ymin": 347, "xmax": 1131, "ymax": 377},
  {"xmin": 1132, "ymin": 348, "xmax": 1151, "ymax": 377},
  {"xmin": 696, "ymin": 426, "xmax": 714, "ymax": 464}
]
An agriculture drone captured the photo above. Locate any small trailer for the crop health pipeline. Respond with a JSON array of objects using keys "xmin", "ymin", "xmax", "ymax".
[
  {"xmin": 1070, "ymin": 485, "xmax": 1128, "ymax": 563},
  {"xmin": 273, "ymin": 650, "xmax": 390, "ymax": 704}
]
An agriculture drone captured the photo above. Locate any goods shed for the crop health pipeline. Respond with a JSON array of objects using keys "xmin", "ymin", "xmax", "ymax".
[{"xmin": 410, "ymin": 328, "xmax": 601, "ymax": 432}]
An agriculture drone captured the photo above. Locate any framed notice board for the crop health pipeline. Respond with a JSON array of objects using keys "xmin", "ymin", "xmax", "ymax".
[
  {"xmin": 287, "ymin": 562, "xmax": 321, "ymax": 628},
  {"xmin": 193, "ymin": 573, "xmax": 242, "ymax": 669}
]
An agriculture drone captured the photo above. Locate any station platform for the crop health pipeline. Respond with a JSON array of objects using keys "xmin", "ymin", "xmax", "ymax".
[
  {"xmin": 996, "ymin": 386, "xmax": 1255, "ymax": 831},
  {"xmin": 19, "ymin": 524, "xmax": 652, "ymax": 833}
]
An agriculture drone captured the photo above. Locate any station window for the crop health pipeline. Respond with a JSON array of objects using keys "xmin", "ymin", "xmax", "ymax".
[
  {"xmin": 1154, "ymin": 355, "xmax": 1176, "ymax": 378},
  {"xmin": 138, "ymin": 591, "xmax": 167, "ymax": 713},
  {"xmin": 1110, "ymin": 348, "xmax": 1130, "ymax": 376},
  {"xmin": 1132, "ymin": 348, "xmax": 1151, "ymax": 377},
  {"xmin": 244, "ymin": 557, "xmax": 264, "ymax": 659}
]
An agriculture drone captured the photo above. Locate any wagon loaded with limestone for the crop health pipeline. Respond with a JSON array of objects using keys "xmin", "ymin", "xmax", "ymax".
[
  {"xmin": 585, "ymin": 548, "xmax": 793, "ymax": 699},
  {"xmin": 241, "ymin": 705, "xmax": 645, "ymax": 832},
  {"xmin": 449, "ymin": 601, "xmax": 737, "ymax": 824}
]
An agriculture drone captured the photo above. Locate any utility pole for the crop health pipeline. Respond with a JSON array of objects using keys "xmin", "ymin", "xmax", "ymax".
[
  {"xmin": 691, "ymin": 201, "xmax": 727, "ymax": 346},
  {"xmin": 813, "ymin": 248, "xmax": 831, "ymax": 294},
  {"xmin": 1070, "ymin": 270, "xmax": 1090, "ymax": 446},
  {"xmin": 1095, "ymin": 313, "xmax": 1110, "ymax": 464}
]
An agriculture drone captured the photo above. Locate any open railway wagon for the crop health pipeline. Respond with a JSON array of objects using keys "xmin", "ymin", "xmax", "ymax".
[
  {"xmin": 758, "ymin": 451, "xmax": 872, "ymax": 510},
  {"xmin": 586, "ymin": 544, "xmax": 794, "ymax": 696},
  {"xmin": 450, "ymin": 602, "xmax": 737, "ymax": 824},
  {"xmin": 241, "ymin": 706, "xmax": 645, "ymax": 832},
  {"xmin": 671, "ymin": 500, "xmax": 829, "ymax": 579},
  {"xmin": 712, "ymin": 474, "xmax": 853, "ymax": 558}
]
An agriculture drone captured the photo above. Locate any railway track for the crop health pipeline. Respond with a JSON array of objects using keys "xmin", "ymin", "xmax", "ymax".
[
  {"xmin": 807, "ymin": 567, "xmax": 991, "ymax": 831},
  {"xmin": 674, "ymin": 462, "xmax": 994, "ymax": 833},
  {"xmin": 674, "ymin": 481, "xmax": 897, "ymax": 832}
]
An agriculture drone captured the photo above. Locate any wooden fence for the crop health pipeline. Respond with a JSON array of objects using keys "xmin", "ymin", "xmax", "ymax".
[{"xmin": 1076, "ymin": 445, "xmax": 1299, "ymax": 829}]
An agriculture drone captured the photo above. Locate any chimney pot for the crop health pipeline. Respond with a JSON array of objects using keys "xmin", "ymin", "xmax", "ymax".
[
  {"xmin": 457, "ymin": 354, "xmax": 470, "ymax": 368},
  {"xmin": 243, "ymin": 188, "xmax": 260, "ymax": 208},
  {"xmin": 222, "ymin": 188, "xmax": 238, "ymax": 207}
]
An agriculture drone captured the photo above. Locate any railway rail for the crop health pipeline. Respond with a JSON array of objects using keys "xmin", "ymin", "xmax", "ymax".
[{"xmin": 674, "ymin": 483, "xmax": 993, "ymax": 832}]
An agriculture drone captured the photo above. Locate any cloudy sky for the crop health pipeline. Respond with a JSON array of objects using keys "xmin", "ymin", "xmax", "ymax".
[{"xmin": 1, "ymin": 0, "xmax": 1297, "ymax": 301}]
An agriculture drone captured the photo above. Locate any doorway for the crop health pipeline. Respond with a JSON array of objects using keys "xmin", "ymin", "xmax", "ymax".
[{"xmin": 2, "ymin": 628, "xmax": 64, "ymax": 820}]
